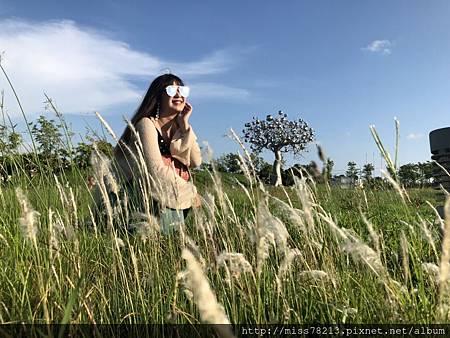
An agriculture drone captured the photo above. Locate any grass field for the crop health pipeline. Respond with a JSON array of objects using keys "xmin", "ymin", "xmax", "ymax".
[{"xmin": 0, "ymin": 160, "xmax": 447, "ymax": 327}]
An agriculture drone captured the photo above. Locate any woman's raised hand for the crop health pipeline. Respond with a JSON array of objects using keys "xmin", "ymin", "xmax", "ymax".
[{"xmin": 177, "ymin": 102, "xmax": 192, "ymax": 133}]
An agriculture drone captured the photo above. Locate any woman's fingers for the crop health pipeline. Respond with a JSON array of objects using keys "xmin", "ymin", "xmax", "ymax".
[
  {"xmin": 181, "ymin": 103, "xmax": 193, "ymax": 123},
  {"xmin": 184, "ymin": 102, "xmax": 193, "ymax": 116}
]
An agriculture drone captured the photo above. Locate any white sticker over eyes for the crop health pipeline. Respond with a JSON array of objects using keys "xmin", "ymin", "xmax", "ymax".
[
  {"xmin": 179, "ymin": 86, "xmax": 190, "ymax": 97},
  {"xmin": 165, "ymin": 85, "xmax": 178, "ymax": 97},
  {"xmin": 165, "ymin": 85, "xmax": 190, "ymax": 97}
]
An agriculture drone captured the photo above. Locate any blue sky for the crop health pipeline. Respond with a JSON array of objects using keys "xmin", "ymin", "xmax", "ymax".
[{"xmin": 1, "ymin": 1, "xmax": 449, "ymax": 175}]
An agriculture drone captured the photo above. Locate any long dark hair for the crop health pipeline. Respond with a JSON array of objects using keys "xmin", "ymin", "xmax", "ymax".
[{"xmin": 116, "ymin": 73, "xmax": 184, "ymax": 146}]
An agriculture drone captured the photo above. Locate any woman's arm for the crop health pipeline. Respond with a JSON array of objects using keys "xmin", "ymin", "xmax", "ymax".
[
  {"xmin": 135, "ymin": 117, "xmax": 197, "ymax": 208},
  {"xmin": 170, "ymin": 126, "xmax": 202, "ymax": 168}
]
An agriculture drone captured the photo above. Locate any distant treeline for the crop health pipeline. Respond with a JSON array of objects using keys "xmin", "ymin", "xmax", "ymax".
[
  {"xmin": 0, "ymin": 115, "xmax": 436, "ymax": 189},
  {"xmin": 0, "ymin": 114, "xmax": 113, "ymax": 182},
  {"xmin": 209, "ymin": 153, "xmax": 436, "ymax": 189}
]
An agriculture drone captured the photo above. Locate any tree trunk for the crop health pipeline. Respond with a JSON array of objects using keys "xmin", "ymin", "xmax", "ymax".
[{"xmin": 271, "ymin": 149, "xmax": 283, "ymax": 186}]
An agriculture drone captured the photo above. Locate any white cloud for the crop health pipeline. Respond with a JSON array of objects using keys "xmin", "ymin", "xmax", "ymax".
[
  {"xmin": 189, "ymin": 82, "xmax": 250, "ymax": 101},
  {"xmin": 176, "ymin": 50, "xmax": 234, "ymax": 76},
  {"xmin": 0, "ymin": 19, "xmax": 244, "ymax": 117},
  {"xmin": 362, "ymin": 40, "xmax": 393, "ymax": 55},
  {"xmin": 406, "ymin": 133, "xmax": 424, "ymax": 140}
]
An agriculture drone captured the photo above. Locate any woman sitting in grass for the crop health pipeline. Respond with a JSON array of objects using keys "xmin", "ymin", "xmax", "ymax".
[{"xmin": 111, "ymin": 73, "xmax": 202, "ymax": 234}]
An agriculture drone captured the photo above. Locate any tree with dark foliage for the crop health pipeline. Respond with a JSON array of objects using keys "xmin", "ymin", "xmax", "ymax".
[
  {"xmin": 398, "ymin": 163, "xmax": 420, "ymax": 188},
  {"xmin": 362, "ymin": 163, "xmax": 375, "ymax": 184},
  {"xmin": 346, "ymin": 161, "xmax": 359, "ymax": 184}
]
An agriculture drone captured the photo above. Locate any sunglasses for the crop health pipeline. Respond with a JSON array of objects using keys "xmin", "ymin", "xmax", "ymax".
[{"xmin": 165, "ymin": 85, "xmax": 190, "ymax": 98}]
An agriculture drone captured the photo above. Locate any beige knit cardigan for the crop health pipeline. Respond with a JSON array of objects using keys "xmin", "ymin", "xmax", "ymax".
[{"xmin": 113, "ymin": 116, "xmax": 202, "ymax": 210}]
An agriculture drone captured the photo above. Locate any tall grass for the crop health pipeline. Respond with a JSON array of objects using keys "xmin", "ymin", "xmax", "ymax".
[
  {"xmin": 0, "ymin": 64, "xmax": 447, "ymax": 326},
  {"xmin": 0, "ymin": 134, "xmax": 445, "ymax": 326}
]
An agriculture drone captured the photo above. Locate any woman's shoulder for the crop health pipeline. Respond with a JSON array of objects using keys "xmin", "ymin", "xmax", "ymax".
[{"xmin": 135, "ymin": 116, "xmax": 157, "ymax": 133}]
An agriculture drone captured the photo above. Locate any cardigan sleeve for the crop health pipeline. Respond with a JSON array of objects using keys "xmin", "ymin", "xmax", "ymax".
[
  {"xmin": 134, "ymin": 117, "xmax": 197, "ymax": 209},
  {"xmin": 170, "ymin": 126, "xmax": 202, "ymax": 168}
]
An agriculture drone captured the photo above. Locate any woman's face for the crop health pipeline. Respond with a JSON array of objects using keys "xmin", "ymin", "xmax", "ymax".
[{"xmin": 159, "ymin": 81, "xmax": 186, "ymax": 115}]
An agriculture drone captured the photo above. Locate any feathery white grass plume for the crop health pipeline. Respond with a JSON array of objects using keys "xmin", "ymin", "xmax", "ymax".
[
  {"xmin": 256, "ymin": 230, "xmax": 274, "ymax": 275},
  {"xmin": 400, "ymin": 231, "xmax": 410, "ymax": 283},
  {"xmin": 258, "ymin": 180, "xmax": 267, "ymax": 194},
  {"xmin": 342, "ymin": 237, "xmax": 386, "ymax": 277},
  {"xmin": 298, "ymin": 270, "xmax": 329, "ymax": 283},
  {"xmin": 53, "ymin": 176, "xmax": 76, "ymax": 239},
  {"xmin": 361, "ymin": 211, "xmax": 380, "ymax": 255},
  {"xmin": 287, "ymin": 209, "xmax": 316, "ymax": 244},
  {"xmin": 95, "ymin": 111, "xmax": 118, "ymax": 141},
  {"xmin": 320, "ymin": 212, "xmax": 349, "ymax": 242},
  {"xmin": 276, "ymin": 248, "xmax": 303, "ymax": 293},
  {"xmin": 90, "ymin": 146, "xmax": 115, "ymax": 230},
  {"xmin": 256, "ymin": 200, "xmax": 289, "ymax": 254},
  {"xmin": 90, "ymin": 145, "xmax": 112, "ymax": 180},
  {"xmin": 53, "ymin": 175, "xmax": 69, "ymax": 220},
  {"xmin": 202, "ymin": 142, "xmax": 229, "ymax": 215},
  {"xmin": 129, "ymin": 211, "xmax": 160, "ymax": 241},
  {"xmin": 48, "ymin": 207, "xmax": 65, "ymax": 255},
  {"xmin": 186, "ymin": 237, "xmax": 207, "ymax": 270},
  {"xmin": 0, "ymin": 232, "xmax": 8, "ymax": 248},
  {"xmin": 202, "ymin": 193, "xmax": 218, "ymax": 238},
  {"xmin": 87, "ymin": 205, "xmax": 98, "ymax": 237},
  {"xmin": 123, "ymin": 189, "xmax": 130, "ymax": 221},
  {"xmin": 68, "ymin": 186, "xmax": 79, "ymax": 228},
  {"xmin": 370, "ymin": 124, "xmax": 397, "ymax": 181},
  {"xmin": 217, "ymin": 252, "xmax": 253, "ymax": 281},
  {"xmin": 201, "ymin": 141, "xmax": 214, "ymax": 165},
  {"xmin": 340, "ymin": 304, "xmax": 358, "ymax": 323},
  {"xmin": 224, "ymin": 193, "xmax": 239, "ymax": 223},
  {"xmin": 48, "ymin": 208, "xmax": 58, "ymax": 252},
  {"xmin": 292, "ymin": 175, "xmax": 316, "ymax": 230},
  {"xmin": 321, "ymin": 212, "xmax": 387, "ymax": 278},
  {"xmin": 283, "ymin": 303, "xmax": 294, "ymax": 322},
  {"xmin": 380, "ymin": 169, "xmax": 410, "ymax": 204},
  {"xmin": 233, "ymin": 150, "xmax": 252, "ymax": 183},
  {"xmin": 418, "ymin": 215, "xmax": 438, "ymax": 260},
  {"xmin": 16, "ymin": 188, "xmax": 40, "ymax": 245},
  {"xmin": 181, "ymin": 249, "xmax": 234, "ymax": 337},
  {"xmin": 281, "ymin": 184, "xmax": 294, "ymax": 208},
  {"xmin": 91, "ymin": 144, "xmax": 120, "ymax": 205},
  {"xmin": 234, "ymin": 179, "xmax": 253, "ymax": 205},
  {"xmin": 228, "ymin": 128, "xmax": 259, "ymax": 182},
  {"xmin": 389, "ymin": 279, "xmax": 408, "ymax": 296},
  {"xmin": 90, "ymin": 147, "xmax": 108, "ymax": 178},
  {"xmin": 176, "ymin": 270, "xmax": 194, "ymax": 301},
  {"xmin": 268, "ymin": 194, "xmax": 308, "ymax": 234},
  {"xmin": 426, "ymin": 200, "xmax": 445, "ymax": 234},
  {"xmin": 422, "ymin": 262, "xmax": 439, "ymax": 285},
  {"xmin": 203, "ymin": 192, "xmax": 216, "ymax": 215},
  {"xmin": 114, "ymin": 237, "xmax": 125, "ymax": 248},
  {"xmin": 54, "ymin": 174, "xmax": 69, "ymax": 207},
  {"xmin": 278, "ymin": 248, "xmax": 303, "ymax": 281},
  {"xmin": 193, "ymin": 212, "xmax": 218, "ymax": 260},
  {"xmin": 399, "ymin": 220, "xmax": 414, "ymax": 233}
]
